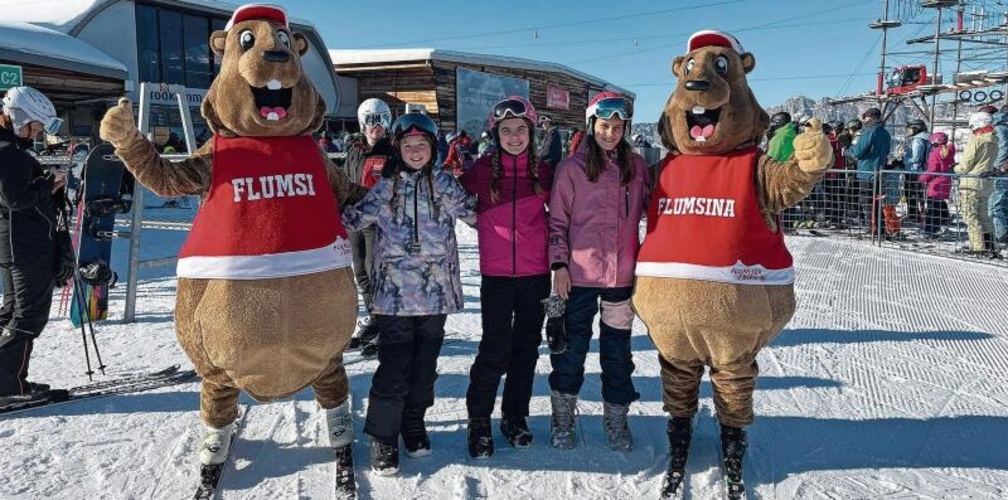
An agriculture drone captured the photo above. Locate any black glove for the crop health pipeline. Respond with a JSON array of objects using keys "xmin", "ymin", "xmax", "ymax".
[
  {"xmin": 381, "ymin": 157, "xmax": 402, "ymax": 179},
  {"xmin": 541, "ymin": 295, "xmax": 568, "ymax": 355},
  {"xmin": 53, "ymin": 229, "xmax": 75, "ymax": 287}
]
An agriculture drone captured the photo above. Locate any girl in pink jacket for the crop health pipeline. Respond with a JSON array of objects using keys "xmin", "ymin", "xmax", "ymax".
[
  {"xmin": 547, "ymin": 92, "xmax": 649, "ymax": 452},
  {"xmin": 459, "ymin": 97, "xmax": 553, "ymax": 458},
  {"xmin": 919, "ymin": 131, "xmax": 956, "ymax": 236}
]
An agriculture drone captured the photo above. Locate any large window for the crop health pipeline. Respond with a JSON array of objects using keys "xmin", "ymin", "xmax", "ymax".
[{"xmin": 135, "ymin": 4, "xmax": 226, "ymax": 89}]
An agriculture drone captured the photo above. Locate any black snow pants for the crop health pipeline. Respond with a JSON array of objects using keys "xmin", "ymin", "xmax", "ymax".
[{"xmin": 0, "ymin": 257, "xmax": 55, "ymax": 396}]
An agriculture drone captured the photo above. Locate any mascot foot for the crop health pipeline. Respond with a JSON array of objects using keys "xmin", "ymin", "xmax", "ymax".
[
  {"xmin": 401, "ymin": 408, "xmax": 431, "ymax": 457},
  {"xmin": 334, "ymin": 443, "xmax": 357, "ymax": 500},
  {"xmin": 659, "ymin": 416, "xmax": 694, "ymax": 500},
  {"xmin": 199, "ymin": 423, "xmax": 235, "ymax": 465},
  {"xmin": 549, "ymin": 390, "xmax": 578, "ymax": 449},
  {"xmin": 369, "ymin": 439, "xmax": 399, "ymax": 476},
  {"xmin": 467, "ymin": 417, "xmax": 494, "ymax": 459},
  {"xmin": 603, "ymin": 401, "xmax": 634, "ymax": 452},
  {"xmin": 326, "ymin": 400, "xmax": 355, "ymax": 449},
  {"xmin": 720, "ymin": 424, "xmax": 748, "ymax": 500}
]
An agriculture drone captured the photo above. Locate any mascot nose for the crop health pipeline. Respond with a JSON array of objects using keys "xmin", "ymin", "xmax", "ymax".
[
  {"xmin": 684, "ymin": 80, "xmax": 710, "ymax": 91},
  {"xmin": 262, "ymin": 50, "xmax": 290, "ymax": 63}
]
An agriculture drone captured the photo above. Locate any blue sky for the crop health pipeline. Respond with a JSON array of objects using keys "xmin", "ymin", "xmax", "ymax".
[{"xmin": 284, "ymin": 0, "xmax": 995, "ymax": 123}]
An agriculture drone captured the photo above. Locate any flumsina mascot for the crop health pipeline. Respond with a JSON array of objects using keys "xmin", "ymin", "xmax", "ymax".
[
  {"xmin": 632, "ymin": 30, "xmax": 833, "ymax": 500},
  {"xmin": 99, "ymin": 4, "xmax": 364, "ymax": 496}
]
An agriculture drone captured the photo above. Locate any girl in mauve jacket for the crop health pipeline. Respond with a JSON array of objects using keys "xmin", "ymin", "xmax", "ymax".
[
  {"xmin": 547, "ymin": 92, "xmax": 649, "ymax": 452},
  {"xmin": 459, "ymin": 97, "xmax": 554, "ymax": 459},
  {"xmin": 919, "ymin": 131, "xmax": 956, "ymax": 236}
]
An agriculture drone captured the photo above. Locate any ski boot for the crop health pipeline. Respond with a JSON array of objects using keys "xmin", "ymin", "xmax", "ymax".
[
  {"xmin": 401, "ymin": 408, "xmax": 431, "ymax": 457},
  {"xmin": 549, "ymin": 390, "xmax": 578, "ymax": 450},
  {"xmin": 467, "ymin": 417, "xmax": 494, "ymax": 458},
  {"xmin": 199, "ymin": 423, "xmax": 236, "ymax": 465},
  {"xmin": 659, "ymin": 416, "xmax": 693, "ymax": 500},
  {"xmin": 603, "ymin": 401, "xmax": 633, "ymax": 452},
  {"xmin": 720, "ymin": 424, "xmax": 748, "ymax": 500},
  {"xmin": 348, "ymin": 317, "xmax": 378, "ymax": 350},
  {"xmin": 500, "ymin": 415, "xmax": 533, "ymax": 448},
  {"xmin": 369, "ymin": 439, "xmax": 399, "ymax": 476},
  {"xmin": 326, "ymin": 400, "xmax": 355, "ymax": 448}
]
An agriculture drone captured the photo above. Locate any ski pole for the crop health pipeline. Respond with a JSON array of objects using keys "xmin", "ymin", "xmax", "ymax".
[
  {"xmin": 71, "ymin": 274, "xmax": 94, "ymax": 381},
  {"xmin": 80, "ymin": 281, "xmax": 107, "ymax": 376}
]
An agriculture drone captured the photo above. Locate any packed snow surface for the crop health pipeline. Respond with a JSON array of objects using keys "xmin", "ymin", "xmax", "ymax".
[{"xmin": 3, "ymin": 224, "xmax": 1007, "ymax": 499}]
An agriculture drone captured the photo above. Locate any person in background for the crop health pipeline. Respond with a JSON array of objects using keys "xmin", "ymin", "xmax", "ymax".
[
  {"xmin": 567, "ymin": 128, "xmax": 584, "ymax": 158},
  {"xmin": 955, "ymin": 111, "xmax": 999, "ymax": 257},
  {"xmin": 824, "ymin": 119, "xmax": 849, "ymax": 227},
  {"xmin": 444, "ymin": 130, "xmax": 474, "ymax": 176},
  {"xmin": 0, "ymin": 86, "xmax": 69, "ymax": 400},
  {"xmin": 845, "ymin": 108, "xmax": 892, "ymax": 235},
  {"xmin": 342, "ymin": 98, "xmax": 396, "ymax": 356},
  {"xmin": 988, "ymin": 104, "xmax": 1008, "ymax": 245},
  {"xmin": 342, "ymin": 112, "xmax": 475, "ymax": 475},
  {"xmin": 902, "ymin": 118, "xmax": 930, "ymax": 225},
  {"xmin": 539, "ymin": 115, "xmax": 563, "ymax": 171},
  {"xmin": 460, "ymin": 96, "xmax": 553, "ymax": 459},
  {"xmin": 318, "ymin": 133, "xmax": 339, "ymax": 153},
  {"xmin": 477, "ymin": 130, "xmax": 495, "ymax": 158},
  {"xmin": 547, "ymin": 92, "xmax": 648, "ymax": 452},
  {"xmin": 919, "ymin": 131, "xmax": 955, "ymax": 237},
  {"xmin": 766, "ymin": 112, "xmax": 796, "ymax": 162}
]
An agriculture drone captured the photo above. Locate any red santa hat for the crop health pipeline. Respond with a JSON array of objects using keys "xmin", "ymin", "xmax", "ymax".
[
  {"xmin": 225, "ymin": 3, "xmax": 289, "ymax": 30},
  {"xmin": 687, "ymin": 30, "xmax": 744, "ymax": 54}
]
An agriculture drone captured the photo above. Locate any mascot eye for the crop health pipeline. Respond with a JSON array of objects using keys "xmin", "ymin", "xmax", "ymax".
[
  {"xmin": 715, "ymin": 55, "xmax": 729, "ymax": 75},
  {"xmin": 239, "ymin": 30, "xmax": 255, "ymax": 51},
  {"xmin": 684, "ymin": 58, "xmax": 695, "ymax": 75},
  {"xmin": 277, "ymin": 31, "xmax": 291, "ymax": 48}
]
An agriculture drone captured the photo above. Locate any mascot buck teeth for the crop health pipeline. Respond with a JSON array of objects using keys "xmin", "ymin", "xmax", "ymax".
[
  {"xmin": 99, "ymin": 4, "xmax": 365, "ymax": 497},
  {"xmin": 633, "ymin": 30, "xmax": 833, "ymax": 500}
]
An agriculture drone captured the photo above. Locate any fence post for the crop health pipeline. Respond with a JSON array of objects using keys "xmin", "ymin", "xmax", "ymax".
[{"xmin": 123, "ymin": 188, "xmax": 144, "ymax": 323}]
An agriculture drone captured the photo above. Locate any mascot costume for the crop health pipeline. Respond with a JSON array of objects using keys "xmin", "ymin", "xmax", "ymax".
[
  {"xmin": 99, "ymin": 4, "xmax": 363, "ymax": 497},
  {"xmin": 632, "ymin": 30, "xmax": 833, "ymax": 499}
]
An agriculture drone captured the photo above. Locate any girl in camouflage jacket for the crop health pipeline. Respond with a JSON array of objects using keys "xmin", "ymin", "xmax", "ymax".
[{"xmin": 342, "ymin": 112, "xmax": 475, "ymax": 475}]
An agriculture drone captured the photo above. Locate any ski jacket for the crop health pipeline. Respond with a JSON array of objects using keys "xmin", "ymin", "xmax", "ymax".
[
  {"xmin": 767, "ymin": 124, "xmax": 796, "ymax": 162},
  {"xmin": 826, "ymin": 133, "xmax": 846, "ymax": 178},
  {"xmin": 548, "ymin": 147, "xmax": 649, "ymax": 288},
  {"xmin": 540, "ymin": 127, "xmax": 563, "ymax": 169},
  {"xmin": 0, "ymin": 128, "xmax": 56, "ymax": 266},
  {"xmin": 343, "ymin": 167, "xmax": 476, "ymax": 315},
  {"xmin": 902, "ymin": 131, "xmax": 930, "ymax": 173},
  {"xmin": 343, "ymin": 137, "xmax": 395, "ymax": 189},
  {"xmin": 993, "ymin": 111, "xmax": 1008, "ymax": 170},
  {"xmin": 955, "ymin": 129, "xmax": 998, "ymax": 191},
  {"xmin": 460, "ymin": 152, "xmax": 553, "ymax": 277},
  {"xmin": 846, "ymin": 122, "xmax": 892, "ymax": 181},
  {"xmin": 920, "ymin": 142, "xmax": 955, "ymax": 200}
]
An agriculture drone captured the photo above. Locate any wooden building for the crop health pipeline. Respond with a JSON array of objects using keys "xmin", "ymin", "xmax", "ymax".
[{"xmin": 330, "ymin": 48, "xmax": 633, "ymax": 137}]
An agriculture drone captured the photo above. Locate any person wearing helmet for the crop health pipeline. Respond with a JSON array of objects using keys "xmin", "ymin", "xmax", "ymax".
[
  {"xmin": 342, "ymin": 112, "xmax": 475, "ymax": 475},
  {"xmin": 477, "ymin": 130, "xmax": 495, "ymax": 157},
  {"xmin": 538, "ymin": 114, "xmax": 563, "ymax": 170},
  {"xmin": 0, "ymin": 86, "xmax": 69, "ymax": 400},
  {"xmin": 919, "ymin": 131, "xmax": 956, "ymax": 236},
  {"xmin": 954, "ymin": 111, "xmax": 999, "ymax": 256},
  {"xmin": 457, "ymin": 96, "xmax": 554, "ymax": 459},
  {"xmin": 547, "ymin": 91, "xmax": 649, "ymax": 452},
  {"xmin": 766, "ymin": 112, "xmax": 796, "ymax": 162},
  {"xmin": 903, "ymin": 118, "xmax": 930, "ymax": 224},
  {"xmin": 824, "ymin": 118, "xmax": 851, "ymax": 227},
  {"xmin": 343, "ymin": 98, "xmax": 396, "ymax": 355},
  {"xmin": 845, "ymin": 107, "xmax": 892, "ymax": 234},
  {"xmin": 988, "ymin": 104, "xmax": 1008, "ymax": 245}
]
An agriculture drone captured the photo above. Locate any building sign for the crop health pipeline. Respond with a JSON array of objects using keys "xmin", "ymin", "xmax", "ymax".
[
  {"xmin": 143, "ymin": 83, "xmax": 208, "ymax": 108},
  {"xmin": 0, "ymin": 64, "xmax": 23, "ymax": 91},
  {"xmin": 546, "ymin": 86, "xmax": 569, "ymax": 110},
  {"xmin": 456, "ymin": 67, "xmax": 529, "ymax": 137}
]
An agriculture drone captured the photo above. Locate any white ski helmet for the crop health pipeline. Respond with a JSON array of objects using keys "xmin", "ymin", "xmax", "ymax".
[
  {"xmin": 2, "ymin": 86, "xmax": 62, "ymax": 135},
  {"xmin": 968, "ymin": 111, "xmax": 993, "ymax": 131},
  {"xmin": 357, "ymin": 98, "xmax": 391, "ymax": 131}
]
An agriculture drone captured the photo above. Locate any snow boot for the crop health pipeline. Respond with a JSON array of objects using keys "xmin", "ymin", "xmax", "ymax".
[
  {"xmin": 549, "ymin": 390, "xmax": 578, "ymax": 450},
  {"xmin": 199, "ymin": 422, "xmax": 235, "ymax": 465},
  {"xmin": 467, "ymin": 417, "xmax": 494, "ymax": 459},
  {"xmin": 360, "ymin": 336, "xmax": 380, "ymax": 358},
  {"xmin": 659, "ymin": 416, "xmax": 693, "ymax": 500},
  {"xmin": 603, "ymin": 400, "xmax": 633, "ymax": 452},
  {"xmin": 500, "ymin": 415, "xmax": 533, "ymax": 448},
  {"xmin": 369, "ymin": 439, "xmax": 399, "ymax": 476},
  {"xmin": 326, "ymin": 400, "xmax": 355, "ymax": 449},
  {"xmin": 720, "ymin": 424, "xmax": 748, "ymax": 500},
  {"xmin": 333, "ymin": 443, "xmax": 357, "ymax": 500},
  {"xmin": 401, "ymin": 408, "xmax": 431, "ymax": 457},
  {"xmin": 349, "ymin": 316, "xmax": 379, "ymax": 349}
]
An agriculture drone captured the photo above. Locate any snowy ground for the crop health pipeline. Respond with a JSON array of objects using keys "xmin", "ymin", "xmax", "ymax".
[{"xmin": 3, "ymin": 223, "xmax": 1008, "ymax": 499}]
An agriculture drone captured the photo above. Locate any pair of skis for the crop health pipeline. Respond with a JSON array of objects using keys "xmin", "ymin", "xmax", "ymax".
[{"xmin": 659, "ymin": 409, "xmax": 749, "ymax": 500}]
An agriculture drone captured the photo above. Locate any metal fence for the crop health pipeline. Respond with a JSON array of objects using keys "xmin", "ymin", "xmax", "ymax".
[{"xmin": 780, "ymin": 168, "xmax": 1007, "ymax": 266}]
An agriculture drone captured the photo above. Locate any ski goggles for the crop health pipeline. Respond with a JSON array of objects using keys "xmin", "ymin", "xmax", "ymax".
[
  {"xmin": 42, "ymin": 116, "xmax": 64, "ymax": 135},
  {"xmin": 491, "ymin": 99, "xmax": 534, "ymax": 122},
  {"xmin": 362, "ymin": 113, "xmax": 390, "ymax": 130},
  {"xmin": 588, "ymin": 97, "xmax": 633, "ymax": 121},
  {"xmin": 391, "ymin": 112, "xmax": 438, "ymax": 138}
]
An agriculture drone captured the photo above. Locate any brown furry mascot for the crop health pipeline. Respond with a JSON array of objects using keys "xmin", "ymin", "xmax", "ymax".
[
  {"xmin": 99, "ymin": 4, "xmax": 364, "ymax": 494},
  {"xmin": 632, "ymin": 30, "xmax": 832, "ymax": 499}
]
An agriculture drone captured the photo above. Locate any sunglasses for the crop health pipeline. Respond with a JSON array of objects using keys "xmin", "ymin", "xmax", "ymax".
[
  {"xmin": 362, "ymin": 113, "xmax": 390, "ymax": 130},
  {"xmin": 589, "ymin": 97, "xmax": 633, "ymax": 121}
]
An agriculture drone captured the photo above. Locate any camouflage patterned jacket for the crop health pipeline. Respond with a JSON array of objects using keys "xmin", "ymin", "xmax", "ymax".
[{"xmin": 343, "ymin": 168, "xmax": 476, "ymax": 316}]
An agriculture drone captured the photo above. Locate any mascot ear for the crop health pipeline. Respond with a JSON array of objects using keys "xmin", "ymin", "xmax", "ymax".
[
  {"xmin": 210, "ymin": 30, "xmax": 227, "ymax": 57},
  {"xmin": 741, "ymin": 52, "xmax": 756, "ymax": 74},
  {"xmin": 671, "ymin": 55, "xmax": 685, "ymax": 77},
  {"xmin": 294, "ymin": 32, "xmax": 310, "ymax": 57}
]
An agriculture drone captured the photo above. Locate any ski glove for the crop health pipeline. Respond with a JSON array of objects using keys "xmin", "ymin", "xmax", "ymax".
[
  {"xmin": 52, "ymin": 229, "xmax": 75, "ymax": 287},
  {"xmin": 541, "ymin": 294, "xmax": 568, "ymax": 355}
]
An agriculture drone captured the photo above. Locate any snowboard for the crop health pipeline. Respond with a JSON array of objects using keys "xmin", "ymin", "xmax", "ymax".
[{"xmin": 70, "ymin": 143, "xmax": 130, "ymax": 327}]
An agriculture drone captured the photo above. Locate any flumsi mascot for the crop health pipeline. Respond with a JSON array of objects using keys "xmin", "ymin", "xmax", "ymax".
[
  {"xmin": 632, "ymin": 30, "xmax": 833, "ymax": 500},
  {"xmin": 99, "ymin": 4, "xmax": 364, "ymax": 496}
]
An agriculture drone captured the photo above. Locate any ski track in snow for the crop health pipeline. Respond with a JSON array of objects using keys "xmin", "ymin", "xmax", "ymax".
[{"xmin": 2, "ymin": 226, "xmax": 1008, "ymax": 499}]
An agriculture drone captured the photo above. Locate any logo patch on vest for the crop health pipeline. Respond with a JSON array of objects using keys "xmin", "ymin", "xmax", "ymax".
[
  {"xmin": 656, "ymin": 196, "xmax": 736, "ymax": 218},
  {"xmin": 231, "ymin": 173, "xmax": 317, "ymax": 202}
]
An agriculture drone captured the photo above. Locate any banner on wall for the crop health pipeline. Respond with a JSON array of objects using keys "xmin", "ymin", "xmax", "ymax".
[
  {"xmin": 456, "ymin": 67, "xmax": 529, "ymax": 137},
  {"xmin": 546, "ymin": 86, "xmax": 569, "ymax": 110}
]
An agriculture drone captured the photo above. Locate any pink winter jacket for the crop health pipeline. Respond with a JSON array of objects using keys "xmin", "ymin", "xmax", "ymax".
[
  {"xmin": 548, "ymin": 148, "xmax": 650, "ymax": 288},
  {"xmin": 919, "ymin": 142, "xmax": 956, "ymax": 200},
  {"xmin": 460, "ymin": 152, "xmax": 553, "ymax": 277}
]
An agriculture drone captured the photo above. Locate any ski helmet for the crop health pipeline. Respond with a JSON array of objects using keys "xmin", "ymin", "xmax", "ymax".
[
  {"xmin": 845, "ymin": 118, "xmax": 863, "ymax": 132},
  {"xmin": 929, "ymin": 131, "xmax": 948, "ymax": 145},
  {"xmin": 391, "ymin": 112, "xmax": 438, "ymax": 147},
  {"xmin": 357, "ymin": 98, "xmax": 391, "ymax": 131},
  {"xmin": 2, "ymin": 86, "xmax": 62, "ymax": 135},
  {"xmin": 861, "ymin": 107, "xmax": 882, "ymax": 121},
  {"xmin": 769, "ymin": 112, "xmax": 792, "ymax": 128},
  {"xmin": 969, "ymin": 111, "xmax": 993, "ymax": 131},
  {"xmin": 906, "ymin": 118, "xmax": 927, "ymax": 135},
  {"xmin": 586, "ymin": 91, "xmax": 633, "ymax": 136},
  {"xmin": 827, "ymin": 120, "xmax": 845, "ymax": 133}
]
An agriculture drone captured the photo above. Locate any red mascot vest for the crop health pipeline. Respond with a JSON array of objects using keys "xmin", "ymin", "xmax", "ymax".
[
  {"xmin": 177, "ymin": 135, "xmax": 352, "ymax": 279},
  {"xmin": 635, "ymin": 147, "xmax": 794, "ymax": 285}
]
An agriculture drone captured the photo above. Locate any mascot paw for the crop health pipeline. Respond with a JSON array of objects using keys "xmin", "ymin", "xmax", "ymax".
[
  {"xmin": 99, "ymin": 97, "xmax": 142, "ymax": 148},
  {"xmin": 793, "ymin": 118, "xmax": 833, "ymax": 172}
]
